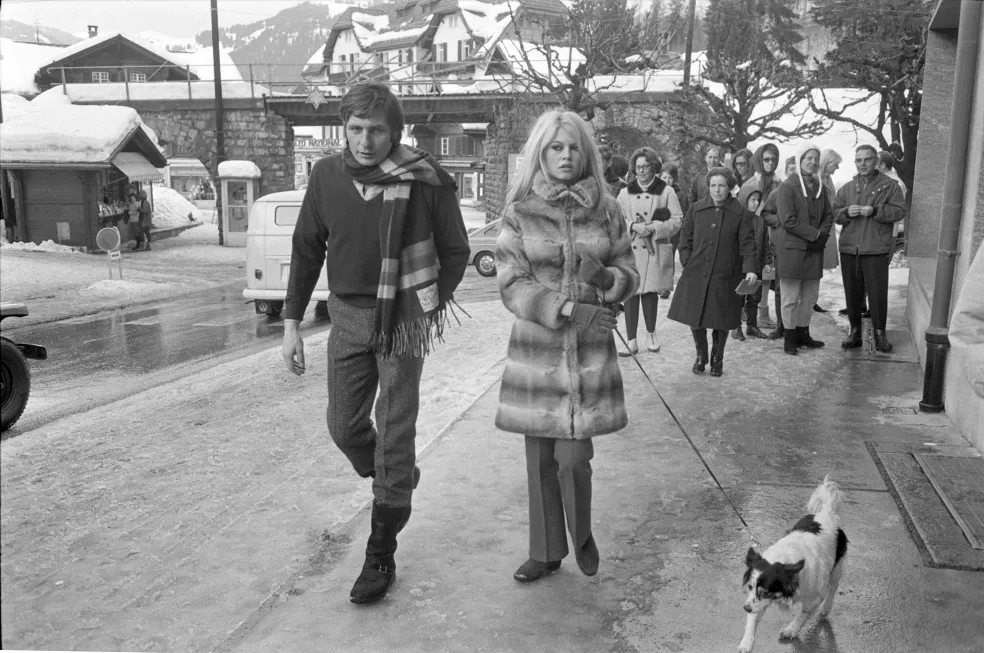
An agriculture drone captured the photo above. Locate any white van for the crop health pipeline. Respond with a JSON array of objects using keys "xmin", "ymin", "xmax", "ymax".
[{"xmin": 243, "ymin": 190, "xmax": 330, "ymax": 317}]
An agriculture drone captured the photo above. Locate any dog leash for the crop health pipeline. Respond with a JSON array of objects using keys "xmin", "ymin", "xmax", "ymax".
[{"xmin": 612, "ymin": 326, "xmax": 754, "ymax": 535}]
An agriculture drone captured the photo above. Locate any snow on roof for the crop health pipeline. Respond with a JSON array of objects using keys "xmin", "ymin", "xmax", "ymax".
[
  {"xmin": 35, "ymin": 80, "xmax": 268, "ymax": 103},
  {"xmin": 35, "ymin": 31, "xmax": 185, "ymax": 73},
  {"xmin": 218, "ymin": 160, "xmax": 262, "ymax": 178},
  {"xmin": 0, "ymin": 38, "xmax": 69, "ymax": 95},
  {"xmin": 0, "ymin": 97, "xmax": 146, "ymax": 164},
  {"xmin": 460, "ymin": 0, "xmax": 520, "ymax": 40},
  {"xmin": 175, "ymin": 46, "xmax": 243, "ymax": 83},
  {"xmin": 364, "ymin": 25, "xmax": 430, "ymax": 50}
]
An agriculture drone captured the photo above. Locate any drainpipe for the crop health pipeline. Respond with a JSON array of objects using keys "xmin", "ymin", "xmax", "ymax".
[{"xmin": 920, "ymin": 0, "xmax": 983, "ymax": 413}]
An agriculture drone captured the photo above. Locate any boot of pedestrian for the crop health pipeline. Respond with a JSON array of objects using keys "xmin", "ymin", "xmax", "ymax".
[
  {"xmin": 873, "ymin": 329, "xmax": 894, "ymax": 353},
  {"xmin": 841, "ymin": 327, "xmax": 863, "ymax": 349},
  {"xmin": 618, "ymin": 338, "xmax": 639, "ymax": 358},
  {"xmin": 813, "ymin": 303, "xmax": 827, "ymax": 313},
  {"xmin": 745, "ymin": 311, "xmax": 767, "ymax": 339},
  {"xmin": 796, "ymin": 326, "xmax": 826, "ymax": 349},
  {"xmin": 731, "ymin": 326, "xmax": 745, "ymax": 342},
  {"xmin": 783, "ymin": 329, "xmax": 799, "ymax": 355},
  {"xmin": 691, "ymin": 330, "xmax": 709, "ymax": 374},
  {"xmin": 646, "ymin": 330, "xmax": 660, "ymax": 353},
  {"xmin": 768, "ymin": 323, "xmax": 785, "ymax": 340},
  {"xmin": 710, "ymin": 330, "xmax": 727, "ymax": 377},
  {"xmin": 350, "ymin": 502, "xmax": 412, "ymax": 604}
]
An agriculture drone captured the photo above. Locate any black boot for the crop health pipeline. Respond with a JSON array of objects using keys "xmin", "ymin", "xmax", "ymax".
[
  {"xmin": 768, "ymin": 322, "xmax": 785, "ymax": 340},
  {"xmin": 692, "ymin": 329, "xmax": 708, "ymax": 374},
  {"xmin": 841, "ymin": 327, "xmax": 863, "ymax": 349},
  {"xmin": 873, "ymin": 329, "xmax": 894, "ymax": 353},
  {"xmin": 350, "ymin": 502, "xmax": 412, "ymax": 604},
  {"xmin": 710, "ymin": 330, "xmax": 727, "ymax": 377},
  {"xmin": 784, "ymin": 329, "xmax": 799, "ymax": 355},
  {"xmin": 796, "ymin": 326, "xmax": 825, "ymax": 349},
  {"xmin": 731, "ymin": 326, "xmax": 745, "ymax": 341},
  {"xmin": 745, "ymin": 312, "xmax": 767, "ymax": 339}
]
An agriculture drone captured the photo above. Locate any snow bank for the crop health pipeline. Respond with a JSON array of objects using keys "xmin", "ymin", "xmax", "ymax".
[
  {"xmin": 151, "ymin": 185, "xmax": 203, "ymax": 229},
  {"xmin": 218, "ymin": 160, "xmax": 261, "ymax": 178},
  {"xmin": 79, "ymin": 279, "xmax": 176, "ymax": 298},
  {"xmin": 0, "ymin": 97, "xmax": 144, "ymax": 164},
  {"xmin": 0, "ymin": 38, "xmax": 68, "ymax": 95},
  {"xmin": 0, "ymin": 239, "xmax": 84, "ymax": 254}
]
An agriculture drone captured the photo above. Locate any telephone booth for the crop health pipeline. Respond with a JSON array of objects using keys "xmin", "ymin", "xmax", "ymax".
[{"xmin": 217, "ymin": 160, "xmax": 261, "ymax": 247}]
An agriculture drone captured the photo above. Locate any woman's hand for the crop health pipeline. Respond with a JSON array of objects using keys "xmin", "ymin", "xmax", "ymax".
[{"xmin": 745, "ymin": 272, "xmax": 758, "ymax": 283}]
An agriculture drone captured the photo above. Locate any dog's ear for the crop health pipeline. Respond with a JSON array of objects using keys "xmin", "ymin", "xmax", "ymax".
[
  {"xmin": 783, "ymin": 559, "xmax": 806, "ymax": 575},
  {"xmin": 745, "ymin": 547, "xmax": 762, "ymax": 566}
]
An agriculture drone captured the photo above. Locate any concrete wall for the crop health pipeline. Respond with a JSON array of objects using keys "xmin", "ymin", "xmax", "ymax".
[{"xmin": 140, "ymin": 105, "xmax": 295, "ymax": 200}]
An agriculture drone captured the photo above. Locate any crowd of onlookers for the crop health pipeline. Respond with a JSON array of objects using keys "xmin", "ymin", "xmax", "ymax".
[{"xmin": 600, "ymin": 138, "xmax": 908, "ymax": 373}]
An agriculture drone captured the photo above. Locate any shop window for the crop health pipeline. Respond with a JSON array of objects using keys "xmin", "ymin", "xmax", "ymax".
[
  {"xmin": 92, "ymin": 71, "xmax": 110, "ymax": 83},
  {"xmin": 128, "ymin": 72, "xmax": 147, "ymax": 82},
  {"xmin": 440, "ymin": 137, "xmax": 449, "ymax": 156}
]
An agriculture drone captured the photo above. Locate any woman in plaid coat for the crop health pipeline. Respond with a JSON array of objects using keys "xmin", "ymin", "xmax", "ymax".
[{"xmin": 495, "ymin": 110, "xmax": 639, "ymax": 584}]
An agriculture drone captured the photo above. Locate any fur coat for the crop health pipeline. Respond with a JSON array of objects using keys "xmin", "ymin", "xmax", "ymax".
[
  {"xmin": 616, "ymin": 176, "xmax": 682, "ymax": 295},
  {"xmin": 495, "ymin": 173, "xmax": 639, "ymax": 439}
]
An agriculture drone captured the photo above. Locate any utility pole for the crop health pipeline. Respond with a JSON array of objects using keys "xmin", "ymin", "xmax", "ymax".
[
  {"xmin": 211, "ymin": 0, "xmax": 226, "ymax": 246},
  {"xmin": 683, "ymin": 0, "xmax": 697, "ymax": 86}
]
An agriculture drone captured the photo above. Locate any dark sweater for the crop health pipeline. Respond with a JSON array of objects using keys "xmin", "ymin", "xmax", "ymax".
[{"xmin": 284, "ymin": 153, "xmax": 470, "ymax": 320}]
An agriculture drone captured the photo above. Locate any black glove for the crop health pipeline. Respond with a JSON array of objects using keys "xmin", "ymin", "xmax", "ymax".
[
  {"xmin": 651, "ymin": 208, "xmax": 672, "ymax": 222},
  {"xmin": 576, "ymin": 251, "xmax": 615, "ymax": 290},
  {"xmin": 808, "ymin": 232, "xmax": 829, "ymax": 252},
  {"xmin": 569, "ymin": 303, "xmax": 617, "ymax": 334}
]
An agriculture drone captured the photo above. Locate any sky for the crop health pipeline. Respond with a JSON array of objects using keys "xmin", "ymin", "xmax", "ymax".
[{"xmin": 1, "ymin": 0, "xmax": 326, "ymax": 39}]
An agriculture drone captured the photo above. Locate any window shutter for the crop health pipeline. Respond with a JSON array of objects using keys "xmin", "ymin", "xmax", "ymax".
[{"xmin": 457, "ymin": 41, "xmax": 462, "ymax": 61}]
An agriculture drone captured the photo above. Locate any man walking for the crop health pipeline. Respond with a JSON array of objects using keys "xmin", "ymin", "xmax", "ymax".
[
  {"xmin": 689, "ymin": 146, "xmax": 722, "ymax": 204},
  {"xmin": 773, "ymin": 144, "xmax": 834, "ymax": 355},
  {"xmin": 281, "ymin": 83, "xmax": 470, "ymax": 604},
  {"xmin": 834, "ymin": 145, "xmax": 906, "ymax": 352}
]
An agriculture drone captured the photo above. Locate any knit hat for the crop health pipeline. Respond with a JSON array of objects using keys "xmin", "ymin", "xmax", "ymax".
[{"xmin": 794, "ymin": 142, "xmax": 823, "ymax": 199}]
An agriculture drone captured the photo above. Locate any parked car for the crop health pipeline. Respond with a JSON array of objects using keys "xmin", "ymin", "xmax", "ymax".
[
  {"xmin": 1, "ymin": 303, "xmax": 47, "ymax": 432},
  {"xmin": 243, "ymin": 190, "xmax": 329, "ymax": 318},
  {"xmin": 467, "ymin": 218, "xmax": 501, "ymax": 277}
]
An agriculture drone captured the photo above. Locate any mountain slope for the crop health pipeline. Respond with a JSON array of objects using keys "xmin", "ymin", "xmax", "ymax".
[
  {"xmin": 195, "ymin": 2, "xmax": 357, "ymax": 89},
  {"xmin": 1, "ymin": 19, "xmax": 81, "ymax": 46}
]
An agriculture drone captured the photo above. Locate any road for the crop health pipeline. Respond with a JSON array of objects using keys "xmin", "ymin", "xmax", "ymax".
[{"xmin": 2, "ymin": 267, "xmax": 500, "ymax": 438}]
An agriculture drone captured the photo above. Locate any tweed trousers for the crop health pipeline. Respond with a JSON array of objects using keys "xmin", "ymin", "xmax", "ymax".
[
  {"xmin": 779, "ymin": 278, "xmax": 821, "ymax": 329},
  {"xmin": 525, "ymin": 435, "xmax": 594, "ymax": 562},
  {"xmin": 326, "ymin": 293, "xmax": 424, "ymax": 508}
]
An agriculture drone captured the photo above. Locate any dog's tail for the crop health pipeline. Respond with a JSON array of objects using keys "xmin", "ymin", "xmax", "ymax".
[{"xmin": 806, "ymin": 475, "xmax": 842, "ymax": 516}]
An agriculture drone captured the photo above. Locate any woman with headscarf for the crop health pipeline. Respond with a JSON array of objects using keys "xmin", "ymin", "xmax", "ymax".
[
  {"xmin": 667, "ymin": 167, "xmax": 758, "ymax": 376},
  {"xmin": 495, "ymin": 110, "xmax": 639, "ymax": 583},
  {"xmin": 616, "ymin": 147, "xmax": 683, "ymax": 354}
]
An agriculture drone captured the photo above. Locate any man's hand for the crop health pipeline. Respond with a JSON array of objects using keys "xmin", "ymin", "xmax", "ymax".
[
  {"xmin": 576, "ymin": 250, "xmax": 614, "ymax": 289},
  {"xmin": 282, "ymin": 320, "xmax": 306, "ymax": 375},
  {"xmin": 859, "ymin": 205, "xmax": 874, "ymax": 217},
  {"xmin": 847, "ymin": 205, "xmax": 862, "ymax": 217},
  {"xmin": 569, "ymin": 303, "xmax": 618, "ymax": 335},
  {"xmin": 807, "ymin": 231, "xmax": 829, "ymax": 252},
  {"xmin": 745, "ymin": 272, "xmax": 758, "ymax": 283}
]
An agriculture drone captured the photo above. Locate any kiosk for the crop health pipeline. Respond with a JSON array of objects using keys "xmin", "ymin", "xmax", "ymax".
[{"xmin": 217, "ymin": 160, "xmax": 261, "ymax": 247}]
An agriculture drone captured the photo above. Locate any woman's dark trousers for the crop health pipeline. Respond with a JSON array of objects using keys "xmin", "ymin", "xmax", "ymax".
[{"xmin": 624, "ymin": 292, "xmax": 659, "ymax": 339}]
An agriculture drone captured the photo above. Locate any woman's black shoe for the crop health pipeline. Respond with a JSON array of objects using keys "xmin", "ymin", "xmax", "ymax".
[
  {"xmin": 692, "ymin": 356, "xmax": 707, "ymax": 374},
  {"xmin": 513, "ymin": 558, "xmax": 561, "ymax": 582},
  {"xmin": 710, "ymin": 356, "xmax": 723, "ymax": 377},
  {"xmin": 813, "ymin": 303, "xmax": 827, "ymax": 313},
  {"xmin": 575, "ymin": 534, "xmax": 599, "ymax": 576}
]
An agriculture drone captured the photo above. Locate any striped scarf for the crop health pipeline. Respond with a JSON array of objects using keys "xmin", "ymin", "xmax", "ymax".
[{"xmin": 344, "ymin": 144, "xmax": 456, "ymax": 359}]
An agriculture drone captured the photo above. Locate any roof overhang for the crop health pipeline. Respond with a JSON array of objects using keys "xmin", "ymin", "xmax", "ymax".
[
  {"xmin": 930, "ymin": 0, "xmax": 962, "ymax": 30},
  {"xmin": 111, "ymin": 151, "xmax": 163, "ymax": 182},
  {"xmin": 0, "ymin": 161, "xmax": 110, "ymax": 170}
]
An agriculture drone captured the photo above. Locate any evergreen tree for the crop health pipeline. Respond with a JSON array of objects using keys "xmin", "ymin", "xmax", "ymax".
[
  {"xmin": 657, "ymin": 0, "xmax": 826, "ymax": 149},
  {"xmin": 807, "ymin": 0, "xmax": 931, "ymax": 193}
]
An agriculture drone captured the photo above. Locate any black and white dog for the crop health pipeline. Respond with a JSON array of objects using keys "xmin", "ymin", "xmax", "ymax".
[{"xmin": 738, "ymin": 476, "xmax": 848, "ymax": 653}]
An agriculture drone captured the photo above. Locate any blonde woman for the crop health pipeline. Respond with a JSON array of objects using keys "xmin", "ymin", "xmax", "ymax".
[
  {"xmin": 616, "ymin": 147, "xmax": 682, "ymax": 354},
  {"xmin": 495, "ymin": 110, "xmax": 639, "ymax": 583}
]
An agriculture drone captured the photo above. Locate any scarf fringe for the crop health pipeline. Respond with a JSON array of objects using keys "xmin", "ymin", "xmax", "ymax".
[{"xmin": 370, "ymin": 310, "xmax": 446, "ymax": 360}]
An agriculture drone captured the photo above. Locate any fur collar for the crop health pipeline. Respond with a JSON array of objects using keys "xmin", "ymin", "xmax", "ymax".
[
  {"xmin": 531, "ymin": 171, "xmax": 599, "ymax": 208},
  {"xmin": 627, "ymin": 176, "xmax": 667, "ymax": 196}
]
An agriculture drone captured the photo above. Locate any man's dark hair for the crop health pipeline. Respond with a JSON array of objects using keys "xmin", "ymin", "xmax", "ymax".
[
  {"xmin": 339, "ymin": 83, "xmax": 405, "ymax": 143},
  {"xmin": 877, "ymin": 151, "xmax": 895, "ymax": 171},
  {"xmin": 855, "ymin": 144, "xmax": 878, "ymax": 159}
]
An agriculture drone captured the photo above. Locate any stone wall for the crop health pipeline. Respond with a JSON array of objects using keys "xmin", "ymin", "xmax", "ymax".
[{"xmin": 140, "ymin": 104, "xmax": 295, "ymax": 201}]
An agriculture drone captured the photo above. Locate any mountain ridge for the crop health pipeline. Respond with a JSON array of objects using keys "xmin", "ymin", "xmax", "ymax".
[{"xmin": 1, "ymin": 19, "xmax": 81, "ymax": 46}]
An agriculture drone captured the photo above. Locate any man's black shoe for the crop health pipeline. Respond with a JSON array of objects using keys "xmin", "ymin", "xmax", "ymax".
[
  {"xmin": 873, "ymin": 329, "xmax": 894, "ymax": 353},
  {"xmin": 731, "ymin": 327, "xmax": 745, "ymax": 341},
  {"xmin": 841, "ymin": 327, "xmax": 863, "ymax": 349},
  {"xmin": 813, "ymin": 303, "xmax": 827, "ymax": 313},
  {"xmin": 796, "ymin": 326, "xmax": 826, "ymax": 348},
  {"xmin": 768, "ymin": 325, "xmax": 785, "ymax": 340},
  {"xmin": 784, "ymin": 330, "xmax": 799, "ymax": 355},
  {"xmin": 745, "ymin": 325, "xmax": 768, "ymax": 339}
]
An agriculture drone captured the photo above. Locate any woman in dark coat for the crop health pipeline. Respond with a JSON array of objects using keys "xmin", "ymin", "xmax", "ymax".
[{"xmin": 667, "ymin": 167, "xmax": 759, "ymax": 376}]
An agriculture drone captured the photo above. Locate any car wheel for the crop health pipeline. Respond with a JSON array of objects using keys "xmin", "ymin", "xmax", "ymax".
[
  {"xmin": 1, "ymin": 338, "xmax": 31, "ymax": 432},
  {"xmin": 475, "ymin": 251, "xmax": 496, "ymax": 277}
]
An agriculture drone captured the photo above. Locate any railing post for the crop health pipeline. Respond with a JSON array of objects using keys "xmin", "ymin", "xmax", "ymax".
[
  {"xmin": 249, "ymin": 63, "xmax": 255, "ymax": 99},
  {"xmin": 187, "ymin": 65, "xmax": 192, "ymax": 99},
  {"xmin": 124, "ymin": 66, "xmax": 130, "ymax": 101},
  {"xmin": 60, "ymin": 67, "xmax": 67, "ymax": 94}
]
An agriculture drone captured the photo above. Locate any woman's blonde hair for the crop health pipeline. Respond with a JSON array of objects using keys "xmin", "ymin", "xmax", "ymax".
[
  {"xmin": 819, "ymin": 148, "xmax": 843, "ymax": 196},
  {"xmin": 502, "ymin": 110, "xmax": 606, "ymax": 210}
]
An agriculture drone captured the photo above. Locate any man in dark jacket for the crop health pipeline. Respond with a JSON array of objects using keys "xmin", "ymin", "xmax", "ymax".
[
  {"xmin": 834, "ymin": 145, "xmax": 906, "ymax": 352},
  {"xmin": 689, "ymin": 145, "xmax": 722, "ymax": 204},
  {"xmin": 600, "ymin": 142, "xmax": 629, "ymax": 196},
  {"xmin": 281, "ymin": 83, "xmax": 470, "ymax": 604},
  {"xmin": 773, "ymin": 143, "xmax": 834, "ymax": 355}
]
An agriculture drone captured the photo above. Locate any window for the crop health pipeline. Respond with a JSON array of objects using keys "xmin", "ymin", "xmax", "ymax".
[
  {"xmin": 128, "ymin": 72, "xmax": 147, "ymax": 82},
  {"xmin": 433, "ymin": 43, "xmax": 447, "ymax": 62},
  {"xmin": 406, "ymin": 48, "xmax": 414, "ymax": 63},
  {"xmin": 440, "ymin": 137, "xmax": 449, "ymax": 156},
  {"xmin": 274, "ymin": 205, "xmax": 302, "ymax": 227},
  {"xmin": 92, "ymin": 71, "xmax": 110, "ymax": 83}
]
